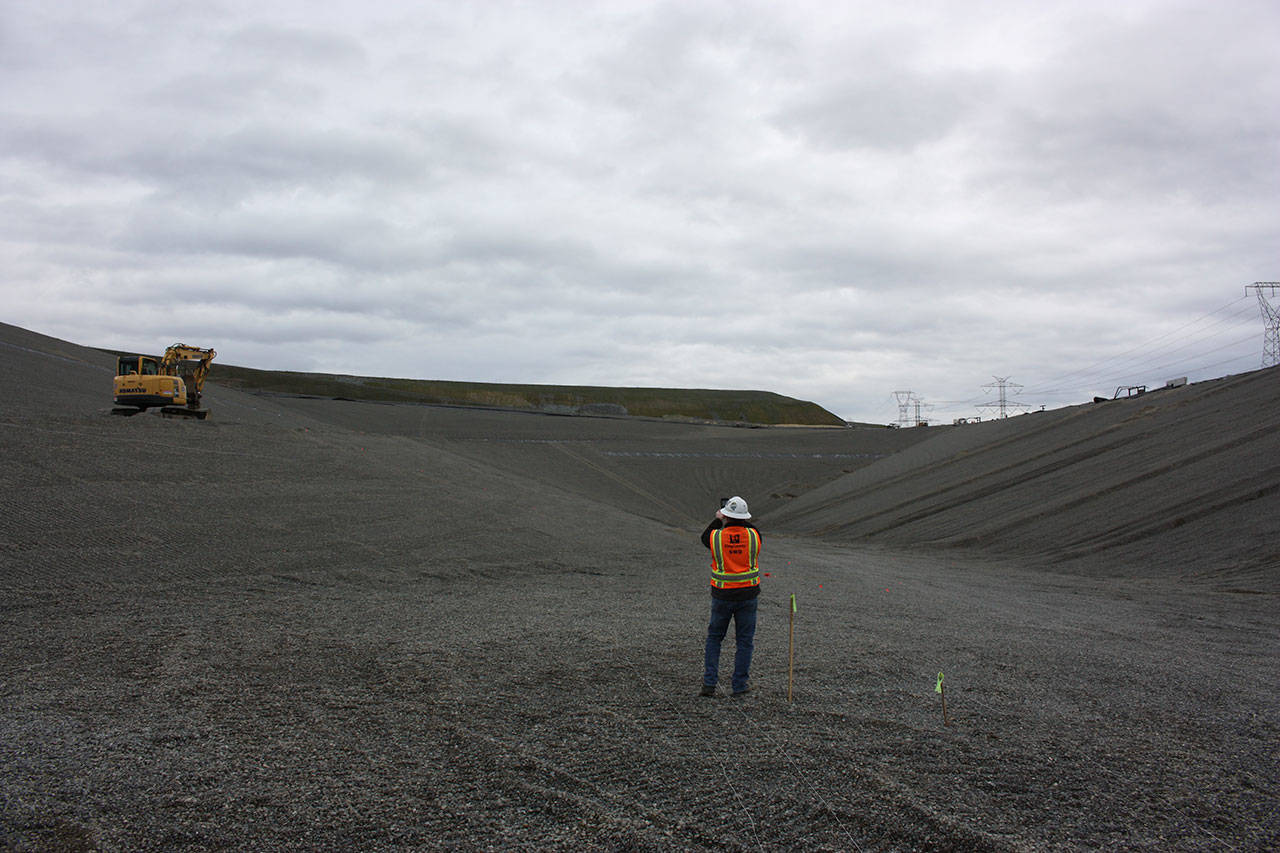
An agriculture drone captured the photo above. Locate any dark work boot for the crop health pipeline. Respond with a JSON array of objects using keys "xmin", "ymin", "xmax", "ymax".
[{"xmin": 700, "ymin": 684, "xmax": 716, "ymax": 697}]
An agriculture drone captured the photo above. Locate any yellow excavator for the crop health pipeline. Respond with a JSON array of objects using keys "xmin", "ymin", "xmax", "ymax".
[{"xmin": 112, "ymin": 344, "xmax": 216, "ymax": 419}]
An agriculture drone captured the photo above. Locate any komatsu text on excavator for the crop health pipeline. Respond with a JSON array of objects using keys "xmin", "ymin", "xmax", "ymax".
[{"xmin": 112, "ymin": 344, "xmax": 216, "ymax": 419}]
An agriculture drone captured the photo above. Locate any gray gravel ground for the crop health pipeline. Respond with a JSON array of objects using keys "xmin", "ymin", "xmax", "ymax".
[{"xmin": 1, "ymin": 325, "xmax": 1277, "ymax": 851}]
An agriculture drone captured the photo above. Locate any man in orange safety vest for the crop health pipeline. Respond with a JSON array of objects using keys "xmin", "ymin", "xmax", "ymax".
[{"xmin": 700, "ymin": 495, "xmax": 762, "ymax": 698}]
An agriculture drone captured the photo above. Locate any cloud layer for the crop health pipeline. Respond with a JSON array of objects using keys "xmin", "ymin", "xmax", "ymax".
[{"xmin": 3, "ymin": 0, "xmax": 1277, "ymax": 422}]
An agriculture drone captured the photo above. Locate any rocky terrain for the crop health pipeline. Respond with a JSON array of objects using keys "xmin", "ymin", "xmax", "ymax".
[{"xmin": 1, "ymin": 322, "xmax": 1275, "ymax": 850}]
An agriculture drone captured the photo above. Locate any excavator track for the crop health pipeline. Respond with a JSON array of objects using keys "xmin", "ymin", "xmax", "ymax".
[{"xmin": 160, "ymin": 406, "xmax": 209, "ymax": 420}]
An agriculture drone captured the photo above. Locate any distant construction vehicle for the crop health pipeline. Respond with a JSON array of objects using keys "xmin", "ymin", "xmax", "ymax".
[{"xmin": 112, "ymin": 344, "xmax": 216, "ymax": 419}]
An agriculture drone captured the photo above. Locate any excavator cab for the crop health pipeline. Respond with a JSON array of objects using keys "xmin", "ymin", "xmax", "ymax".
[{"xmin": 115, "ymin": 355, "xmax": 159, "ymax": 377}]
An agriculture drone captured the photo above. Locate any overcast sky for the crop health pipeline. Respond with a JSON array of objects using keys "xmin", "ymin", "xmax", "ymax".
[{"xmin": 3, "ymin": 0, "xmax": 1277, "ymax": 423}]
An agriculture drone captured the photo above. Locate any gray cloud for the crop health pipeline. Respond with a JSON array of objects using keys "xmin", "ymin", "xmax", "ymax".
[{"xmin": 1, "ymin": 0, "xmax": 1277, "ymax": 422}]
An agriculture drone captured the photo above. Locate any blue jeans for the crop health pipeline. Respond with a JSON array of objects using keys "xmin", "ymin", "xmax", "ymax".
[{"xmin": 704, "ymin": 597, "xmax": 757, "ymax": 693}]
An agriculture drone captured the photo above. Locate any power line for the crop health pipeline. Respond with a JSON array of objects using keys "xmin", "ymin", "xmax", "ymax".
[
  {"xmin": 932, "ymin": 336, "xmax": 1260, "ymax": 418},
  {"xmin": 1022, "ymin": 295, "xmax": 1254, "ymax": 397},
  {"xmin": 1031, "ymin": 323, "xmax": 1259, "ymax": 398},
  {"xmin": 1105, "ymin": 330, "xmax": 1260, "ymax": 386},
  {"xmin": 884, "ymin": 288, "xmax": 1269, "ymax": 422},
  {"xmin": 1179, "ymin": 349, "xmax": 1260, "ymax": 377}
]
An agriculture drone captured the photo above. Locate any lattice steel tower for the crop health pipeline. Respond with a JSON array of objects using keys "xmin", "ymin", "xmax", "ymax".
[
  {"xmin": 1247, "ymin": 282, "xmax": 1280, "ymax": 367},
  {"xmin": 979, "ymin": 376, "xmax": 1025, "ymax": 419},
  {"xmin": 893, "ymin": 391, "xmax": 915, "ymax": 428}
]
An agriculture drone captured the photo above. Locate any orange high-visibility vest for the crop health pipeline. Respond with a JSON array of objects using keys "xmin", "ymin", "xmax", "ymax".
[{"xmin": 709, "ymin": 526, "xmax": 761, "ymax": 589}]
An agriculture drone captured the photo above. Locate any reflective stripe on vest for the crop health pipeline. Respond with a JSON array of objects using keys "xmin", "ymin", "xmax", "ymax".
[{"xmin": 710, "ymin": 527, "xmax": 760, "ymax": 589}]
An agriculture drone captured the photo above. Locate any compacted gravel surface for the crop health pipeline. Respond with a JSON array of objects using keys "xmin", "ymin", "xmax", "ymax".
[{"xmin": 1, "ymin": 325, "xmax": 1276, "ymax": 851}]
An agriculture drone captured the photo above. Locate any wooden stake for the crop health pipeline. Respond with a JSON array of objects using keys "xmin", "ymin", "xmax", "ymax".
[{"xmin": 787, "ymin": 593, "xmax": 796, "ymax": 703}]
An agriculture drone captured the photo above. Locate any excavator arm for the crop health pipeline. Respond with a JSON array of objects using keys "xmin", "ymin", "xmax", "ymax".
[
  {"xmin": 160, "ymin": 344, "xmax": 216, "ymax": 415},
  {"xmin": 161, "ymin": 345, "xmax": 216, "ymax": 391}
]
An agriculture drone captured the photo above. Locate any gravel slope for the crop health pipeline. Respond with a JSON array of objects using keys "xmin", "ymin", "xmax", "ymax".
[
  {"xmin": 769, "ymin": 371, "xmax": 1280, "ymax": 591},
  {"xmin": 1, "ymin": 324, "xmax": 1276, "ymax": 851}
]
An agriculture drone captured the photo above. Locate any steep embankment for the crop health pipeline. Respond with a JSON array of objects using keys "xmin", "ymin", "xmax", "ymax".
[
  {"xmin": 209, "ymin": 362, "xmax": 847, "ymax": 426},
  {"xmin": 0, "ymin": 323, "xmax": 673, "ymax": 592},
  {"xmin": 8, "ymin": 321, "xmax": 1275, "ymax": 588},
  {"xmin": 0, "ymin": 323, "xmax": 931, "ymax": 581},
  {"xmin": 769, "ymin": 368, "xmax": 1280, "ymax": 588},
  {"xmin": 263, "ymin": 394, "xmax": 933, "ymax": 529}
]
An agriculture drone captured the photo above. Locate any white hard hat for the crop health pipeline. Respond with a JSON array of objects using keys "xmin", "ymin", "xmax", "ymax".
[{"xmin": 721, "ymin": 496, "xmax": 751, "ymax": 519}]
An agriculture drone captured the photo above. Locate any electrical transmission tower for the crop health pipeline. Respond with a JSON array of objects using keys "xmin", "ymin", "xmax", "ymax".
[
  {"xmin": 893, "ymin": 391, "xmax": 914, "ymax": 428},
  {"xmin": 1246, "ymin": 282, "xmax": 1280, "ymax": 367},
  {"xmin": 978, "ymin": 376, "xmax": 1028, "ymax": 419},
  {"xmin": 893, "ymin": 391, "xmax": 930, "ymax": 427}
]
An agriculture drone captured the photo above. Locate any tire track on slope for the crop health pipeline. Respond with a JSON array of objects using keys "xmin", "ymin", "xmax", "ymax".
[
  {"xmin": 434, "ymin": 718, "xmax": 721, "ymax": 849},
  {"xmin": 787, "ymin": 408, "xmax": 1103, "ymax": 534},
  {"xmin": 946, "ymin": 422, "xmax": 1280, "ymax": 549},
  {"xmin": 1051, "ymin": 465, "xmax": 1280, "ymax": 560},
  {"xmin": 426, "ymin": 645, "xmax": 863, "ymax": 849},
  {"xmin": 812, "ymin": 417, "xmax": 1140, "ymax": 538},
  {"xmin": 810, "ymin": 374, "xmax": 1275, "ymax": 541},
  {"xmin": 431, "ymin": 700, "xmax": 765, "ymax": 850},
  {"xmin": 781, "ymin": 370, "xmax": 1267, "ymax": 536},
  {"xmin": 552, "ymin": 443, "xmax": 700, "ymax": 527},
  {"xmin": 608, "ymin": 644, "xmax": 1017, "ymax": 851},
  {"xmin": 420, "ymin": 636, "xmax": 765, "ymax": 849}
]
